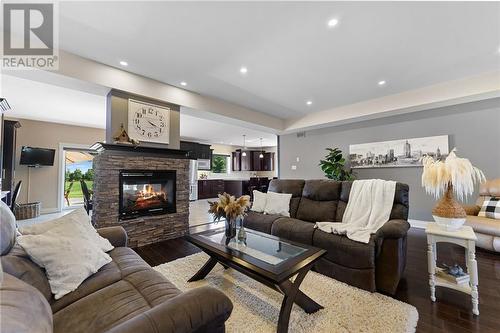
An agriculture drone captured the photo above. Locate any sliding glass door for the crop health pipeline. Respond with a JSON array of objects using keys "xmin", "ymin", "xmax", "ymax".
[{"xmin": 63, "ymin": 148, "xmax": 96, "ymax": 208}]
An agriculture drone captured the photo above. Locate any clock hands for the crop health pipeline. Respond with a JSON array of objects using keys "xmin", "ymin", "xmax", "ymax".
[{"xmin": 147, "ymin": 120, "xmax": 158, "ymax": 128}]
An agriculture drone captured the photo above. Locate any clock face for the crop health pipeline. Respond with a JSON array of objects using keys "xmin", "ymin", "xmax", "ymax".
[{"xmin": 128, "ymin": 100, "xmax": 170, "ymax": 144}]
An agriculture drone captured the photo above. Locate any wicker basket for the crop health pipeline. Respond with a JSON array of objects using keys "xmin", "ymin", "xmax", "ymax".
[{"xmin": 15, "ymin": 202, "xmax": 41, "ymax": 220}]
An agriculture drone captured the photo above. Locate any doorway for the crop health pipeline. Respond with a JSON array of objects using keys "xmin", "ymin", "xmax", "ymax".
[{"xmin": 61, "ymin": 147, "xmax": 96, "ymax": 209}]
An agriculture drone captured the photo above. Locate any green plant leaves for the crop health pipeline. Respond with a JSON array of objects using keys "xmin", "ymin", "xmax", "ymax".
[{"xmin": 318, "ymin": 148, "xmax": 355, "ymax": 181}]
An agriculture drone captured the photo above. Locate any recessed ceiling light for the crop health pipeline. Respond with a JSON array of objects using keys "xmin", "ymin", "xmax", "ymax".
[
  {"xmin": 327, "ymin": 18, "xmax": 339, "ymax": 28},
  {"xmin": 180, "ymin": 81, "xmax": 187, "ymax": 86},
  {"xmin": 119, "ymin": 61, "xmax": 128, "ymax": 66},
  {"xmin": 378, "ymin": 80, "xmax": 386, "ymax": 86},
  {"xmin": 306, "ymin": 100, "xmax": 313, "ymax": 105},
  {"xmin": 240, "ymin": 66, "xmax": 248, "ymax": 74}
]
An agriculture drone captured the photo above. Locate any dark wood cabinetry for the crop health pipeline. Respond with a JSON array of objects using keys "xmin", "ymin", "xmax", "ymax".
[
  {"xmin": 231, "ymin": 151, "xmax": 241, "ymax": 171},
  {"xmin": 1, "ymin": 120, "xmax": 21, "ymax": 205},
  {"xmin": 231, "ymin": 150, "xmax": 274, "ymax": 172},
  {"xmin": 240, "ymin": 151, "xmax": 252, "ymax": 171},
  {"xmin": 198, "ymin": 179, "xmax": 225, "ymax": 199}
]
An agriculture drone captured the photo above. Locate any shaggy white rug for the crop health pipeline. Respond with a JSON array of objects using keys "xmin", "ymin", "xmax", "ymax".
[{"xmin": 154, "ymin": 253, "xmax": 418, "ymax": 333}]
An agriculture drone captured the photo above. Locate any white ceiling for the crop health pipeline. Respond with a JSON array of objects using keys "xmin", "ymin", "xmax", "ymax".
[
  {"xmin": 2, "ymin": 74, "xmax": 277, "ymax": 146},
  {"xmin": 57, "ymin": 2, "xmax": 500, "ymax": 120}
]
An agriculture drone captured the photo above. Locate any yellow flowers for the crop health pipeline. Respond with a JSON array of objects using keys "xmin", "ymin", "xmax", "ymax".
[
  {"xmin": 208, "ymin": 193, "xmax": 251, "ymax": 221},
  {"xmin": 422, "ymin": 148, "xmax": 485, "ymax": 201}
]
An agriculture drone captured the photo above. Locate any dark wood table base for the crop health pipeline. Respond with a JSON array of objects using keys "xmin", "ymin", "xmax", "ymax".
[{"xmin": 188, "ymin": 252, "xmax": 323, "ymax": 333}]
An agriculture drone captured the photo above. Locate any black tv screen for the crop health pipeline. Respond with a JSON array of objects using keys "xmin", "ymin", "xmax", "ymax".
[{"xmin": 20, "ymin": 146, "xmax": 56, "ymax": 166}]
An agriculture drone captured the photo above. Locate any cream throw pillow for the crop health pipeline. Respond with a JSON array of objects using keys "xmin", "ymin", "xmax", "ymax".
[
  {"xmin": 19, "ymin": 208, "xmax": 113, "ymax": 252},
  {"xmin": 264, "ymin": 191, "xmax": 292, "ymax": 217},
  {"xmin": 17, "ymin": 219, "xmax": 112, "ymax": 299},
  {"xmin": 251, "ymin": 190, "xmax": 267, "ymax": 213}
]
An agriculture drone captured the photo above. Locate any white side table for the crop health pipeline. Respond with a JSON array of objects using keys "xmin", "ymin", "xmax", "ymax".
[{"xmin": 425, "ymin": 223, "xmax": 479, "ymax": 315}]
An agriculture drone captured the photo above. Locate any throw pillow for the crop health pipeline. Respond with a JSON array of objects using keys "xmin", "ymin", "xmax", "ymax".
[
  {"xmin": 251, "ymin": 190, "xmax": 267, "ymax": 212},
  {"xmin": 264, "ymin": 191, "xmax": 292, "ymax": 217},
  {"xmin": 478, "ymin": 196, "xmax": 500, "ymax": 219},
  {"xmin": 17, "ymin": 219, "xmax": 112, "ymax": 300},
  {"xmin": 0, "ymin": 200, "xmax": 17, "ymax": 254},
  {"xmin": 19, "ymin": 208, "xmax": 113, "ymax": 252}
]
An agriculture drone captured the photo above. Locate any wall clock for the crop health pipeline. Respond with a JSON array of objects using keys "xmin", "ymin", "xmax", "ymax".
[{"xmin": 128, "ymin": 99, "xmax": 170, "ymax": 144}]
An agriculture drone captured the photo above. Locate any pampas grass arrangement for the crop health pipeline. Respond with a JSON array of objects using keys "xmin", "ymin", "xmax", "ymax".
[
  {"xmin": 422, "ymin": 148, "xmax": 485, "ymax": 201},
  {"xmin": 422, "ymin": 148, "xmax": 485, "ymax": 221},
  {"xmin": 208, "ymin": 193, "xmax": 251, "ymax": 222}
]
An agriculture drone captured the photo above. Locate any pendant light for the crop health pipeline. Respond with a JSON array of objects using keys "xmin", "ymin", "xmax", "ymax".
[
  {"xmin": 241, "ymin": 135, "xmax": 247, "ymax": 157},
  {"xmin": 259, "ymin": 138, "xmax": 264, "ymax": 158}
]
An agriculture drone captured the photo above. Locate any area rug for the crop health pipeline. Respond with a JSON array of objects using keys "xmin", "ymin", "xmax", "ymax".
[{"xmin": 154, "ymin": 253, "xmax": 418, "ymax": 333}]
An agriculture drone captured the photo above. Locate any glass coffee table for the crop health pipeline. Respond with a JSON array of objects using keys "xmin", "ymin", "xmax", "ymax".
[{"xmin": 186, "ymin": 227, "xmax": 326, "ymax": 333}]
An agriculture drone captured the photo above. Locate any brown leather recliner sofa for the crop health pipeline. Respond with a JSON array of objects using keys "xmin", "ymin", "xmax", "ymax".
[
  {"xmin": 0, "ymin": 217, "xmax": 233, "ymax": 333},
  {"xmin": 463, "ymin": 178, "xmax": 500, "ymax": 252},
  {"xmin": 244, "ymin": 179, "xmax": 410, "ymax": 295}
]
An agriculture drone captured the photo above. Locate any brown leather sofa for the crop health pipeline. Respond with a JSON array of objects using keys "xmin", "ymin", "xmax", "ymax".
[
  {"xmin": 244, "ymin": 179, "xmax": 410, "ymax": 295},
  {"xmin": 463, "ymin": 178, "xmax": 500, "ymax": 252},
  {"xmin": 0, "ymin": 217, "xmax": 233, "ymax": 333}
]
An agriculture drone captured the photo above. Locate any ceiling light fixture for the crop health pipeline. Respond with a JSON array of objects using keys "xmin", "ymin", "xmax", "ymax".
[
  {"xmin": 119, "ymin": 61, "xmax": 128, "ymax": 66},
  {"xmin": 327, "ymin": 18, "xmax": 339, "ymax": 28},
  {"xmin": 259, "ymin": 138, "xmax": 264, "ymax": 159},
  {"xmin": 306, "ymin": 100, "xmax": 313, "ymax": 106},
  {"xmin": 242, "ymin": 135, "xmax": 247, "ymax": 156},
  {"xmin": 378, "ymin": 80, "xmax": 386, "ymax": 86},
  {"xmin": 240, "ymin": 66, "xmax": 248, "ymax": 74},
  {"xmin": 180, "ymin": 81, "xmax": 187, "ymax": 86}
]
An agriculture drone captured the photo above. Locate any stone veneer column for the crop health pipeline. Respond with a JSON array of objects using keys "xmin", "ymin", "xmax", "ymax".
[{"xmin": 92, "ymin": 151, "xmax": 190, "ymax": 247}]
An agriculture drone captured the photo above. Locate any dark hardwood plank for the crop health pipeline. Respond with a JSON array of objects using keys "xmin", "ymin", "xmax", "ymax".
[{"xmin": 134, "ymin": 227, "xmax": 500, "ymax": 333}]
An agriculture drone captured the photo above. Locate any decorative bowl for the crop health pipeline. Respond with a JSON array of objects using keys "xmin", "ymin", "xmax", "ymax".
[{"xmin": 432, "ymin": 215, "xmax": 466, "ymax": 231}]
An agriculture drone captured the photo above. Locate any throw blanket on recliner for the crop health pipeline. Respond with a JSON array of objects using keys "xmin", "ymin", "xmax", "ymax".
[{"xmin": 315, "ymin": 179, "xmax": 396, "ymax": 243}]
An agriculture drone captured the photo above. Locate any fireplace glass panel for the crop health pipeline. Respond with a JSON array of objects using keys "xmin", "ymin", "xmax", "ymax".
[{"xmin": 119, "ymin": 170, "xmax": 176, "ymax": 219}]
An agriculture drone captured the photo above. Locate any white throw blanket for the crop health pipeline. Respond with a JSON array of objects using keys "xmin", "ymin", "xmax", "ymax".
[{"xmin": 315, "ymin": 179, "xmax": 396, "ymax": 243}]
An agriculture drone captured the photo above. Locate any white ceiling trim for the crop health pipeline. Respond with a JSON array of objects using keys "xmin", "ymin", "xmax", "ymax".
[
  {"xmin": 3, "ymin": 50, "xmax": 285, "ymax": 131},
  {"xmin": 284, "ymin": 71, "xmax": 500, "ymax": 133}
]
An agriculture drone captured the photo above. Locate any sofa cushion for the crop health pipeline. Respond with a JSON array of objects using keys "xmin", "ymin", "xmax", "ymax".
[
  {"xmin": 243, "ymin": 211, "xmax": 281, "ymax": 234},
  {"xmin": 1, "ymin": 243, "xmax": 53, "ymax": 302},
  {"xmin": 51, "ymin": 247, "xmax": 151, "ymax": 313},
  {"xmin": 53, "ymin": 266, "xmax": 181, "ymax": 333},
  {"xmin": 465, "ymin": 215, "xmax": 500, "ymax": 237},
  {"xmin": 268, "ymin": 179, "xmax": 305, "ymax": 218},
  {"xmin": 0, "ymin": 273, "xmax": 53, "ymax": 333},
  {"xmin": 296, "ymin": 180, "xmax": 341, "ymax": 222},
  {"xmin": 271, "ymin": 217, "xmax": 316, "ymax": 245},
  {"xmin": 313, "ymin": 229, "xmax": 376, "ymax": 269},
  {"xmin": 0, "ymin": 200, "xmax": 17, "ymax": 255}
]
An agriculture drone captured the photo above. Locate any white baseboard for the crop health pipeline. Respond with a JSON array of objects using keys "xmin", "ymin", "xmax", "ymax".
[{"xmin": 408, "ymin": 219, "xmax": 429, "ymax": 229}]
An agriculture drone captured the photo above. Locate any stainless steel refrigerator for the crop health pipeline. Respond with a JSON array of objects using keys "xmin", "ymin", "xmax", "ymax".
[{"xmin": 189, "ymin": 159, "xmax": 198, "ymax": 201}]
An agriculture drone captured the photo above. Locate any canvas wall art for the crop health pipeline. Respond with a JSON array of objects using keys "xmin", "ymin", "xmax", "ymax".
[{"xmin": 349, "ymin": 135, "xmax": 449, "ymax": 168}]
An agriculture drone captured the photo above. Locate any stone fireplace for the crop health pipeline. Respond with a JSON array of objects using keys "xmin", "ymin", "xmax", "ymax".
[{"xmin": 91, "ymin": 143, "xmax": 190, "ymax": 247}]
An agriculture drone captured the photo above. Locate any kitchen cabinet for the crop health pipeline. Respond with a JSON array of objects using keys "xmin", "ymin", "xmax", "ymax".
[
  {"xmin": 240, "ymin": 151, "xmax": 252, "ymax": 171},
  {"xmin": 180, "ymin": 141, "xmax": 213, "ymax": 161},
  {"xmin": 198, "ymin": 179, "xmax": 224, "ymax": 199},
  {"xmin": 232, "ymin": 151, "xmax": 241, "ymax": 171},
  {"xmin": 262, "ymin": 152, "xmax": 275, "ymax": 171},
  {"xmin": 231, "ymin": 149, "xmax": 274, "ymax": 172}
]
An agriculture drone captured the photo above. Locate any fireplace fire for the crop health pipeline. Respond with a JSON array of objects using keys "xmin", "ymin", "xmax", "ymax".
[{"xmin": 119, "ymin": 170, "xmax": 176, "ymax": 219}]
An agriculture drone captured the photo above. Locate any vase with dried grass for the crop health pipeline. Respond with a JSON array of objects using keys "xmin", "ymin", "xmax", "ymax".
[
  {"xmin": 422, "ymin": 148, "xmax": 485, "ymax": 231},
  {"xmin": 208, "ymin": 193, "xmax": 251, "ymax": 238}
]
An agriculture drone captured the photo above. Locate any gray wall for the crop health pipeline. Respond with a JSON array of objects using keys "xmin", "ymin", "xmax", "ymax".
[
  {"xmin": 106, "ymin": 90, "xmax": 181, "ymax": 149},
  {"xmin": 279, "ymin": 98, "xmax": 500, "ymax": 221}
]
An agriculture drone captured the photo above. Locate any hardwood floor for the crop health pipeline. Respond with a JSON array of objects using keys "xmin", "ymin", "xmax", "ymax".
[{"xmin": 134, "ymin": 227, "xmax": 500, "ymax": 333}]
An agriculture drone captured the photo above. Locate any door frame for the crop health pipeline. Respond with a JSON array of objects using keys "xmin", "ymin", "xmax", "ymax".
[{"xmin": 57, "ymin": 143, "xmax": 96, "ymax": 212}]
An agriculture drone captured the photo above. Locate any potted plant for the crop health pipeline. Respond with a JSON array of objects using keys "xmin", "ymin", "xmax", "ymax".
[
  {"xmin": 421, "ymin": 148, "xmax": 485, "ymax": 230},
  {"xmin": 319, "ymin": 148, "xmax": 355, "ymax": 181},
  {"xmin": 208, "ymin": 193, "xmax": 251, "ymax": 238}
]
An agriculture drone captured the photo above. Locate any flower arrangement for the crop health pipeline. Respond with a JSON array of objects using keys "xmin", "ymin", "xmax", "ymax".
[
  {"xmin": 421, "ymin": 148, "xmax": 485, "ymax": 229},
  {"xmin": 208, "ymin": 193, "xmax": 251, "ymax": 222}
]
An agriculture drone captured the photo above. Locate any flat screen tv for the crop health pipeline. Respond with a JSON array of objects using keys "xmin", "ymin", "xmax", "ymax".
[{"xmin": 20, "ymin": 146, "xmax": 56, "ymax": 166}]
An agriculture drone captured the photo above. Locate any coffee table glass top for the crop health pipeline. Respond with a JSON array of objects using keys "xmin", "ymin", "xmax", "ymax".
[{"xmin": 199, "ymin": 228, "xmax": 308, "ymax": 265}]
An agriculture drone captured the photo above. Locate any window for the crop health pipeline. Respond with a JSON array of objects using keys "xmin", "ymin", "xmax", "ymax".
[{"xmin": 211, "ymin": 154, "xmax": 229, "ymax": 173}]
